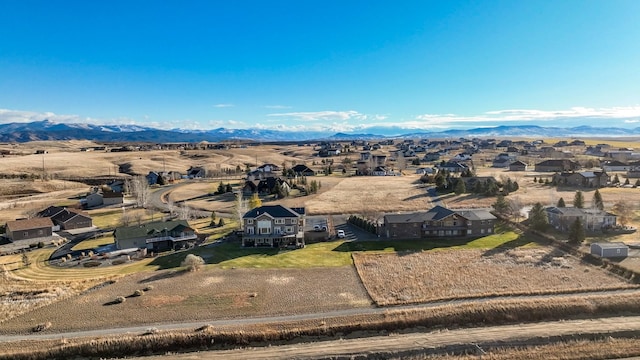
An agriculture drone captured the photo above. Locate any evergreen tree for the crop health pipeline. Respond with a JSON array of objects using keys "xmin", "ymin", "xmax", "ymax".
[
  {"xmin": 624, "ymin": 177, "xmax": 630, "ymax": 185},
  {"xmin": 217, "ymin": 182, "xmax": 225, "ymax": 194},
  {"xmin": 636, "ymin": 179, "xmax": 640, "ymax": 188},
  {"xmin": 218, "ymin": 218, "xmax": 225, "ymax": 227},
  {"xmin": 533, "ymin": 176, "xmax": 537, "ymax": 183},
  {"xmin": 538, "ymin": 178, "xmax": 544, "ymax": 184},
  {"xmin": 210, "ymin": 211, "xmax": 216, "ymax": 226},
  {"xmin": 592, "ymin": 189, "xmax": 604, "ymax": 210},
  {"xmin": 225, "ymin": 184, "xmax": 233, "ymax": 193},
  {"xmin": 557, "ymin": 197, "xmax": 566, "ymax": 207},
  {"xmin": 492, "ymin": 194, "xmax": 509, "ymax": 215},
  {"xmin": 568, "ymin": 218, "xmax": 586, "ymax": 244},
  {"xmin": 511, "ymin": 181, "xmax": 519, "ymax": 192},
  {"xmin": 573, "ymin": 190, "xmax": 584, "ymax": 209},
  {"xmin": 529, "ymin": 202, "xmax": 548, "ymax": 231},
  {"xmin": 613, "ymin": 174, "xmax": 620, "ymax": 184},
  {"xmin": 454, "ymin": 179, "xmax": 466, "ymax": 194},
  {"xmin": 484, "ymin": 181, "xmax": 499, "ymax": 196}
]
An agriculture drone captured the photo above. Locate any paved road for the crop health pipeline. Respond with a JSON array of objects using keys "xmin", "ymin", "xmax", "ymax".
[{"xmin": 136, "ymin": 316, "xmax": 640, "ymax": 359}]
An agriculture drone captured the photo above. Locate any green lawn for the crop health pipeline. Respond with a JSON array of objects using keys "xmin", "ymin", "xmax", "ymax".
[
  {"xmin": 147, "ymin": 222, "xmax": 542, "ymax": 270},
  {"xmin": 71, "ymin": 234, "xmax": 115, "ymax": 251}
]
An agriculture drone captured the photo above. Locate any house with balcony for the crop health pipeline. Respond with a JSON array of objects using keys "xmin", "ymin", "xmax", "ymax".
[
  {"xmin": 241, "ymin": 205, "xmax": 305, "ymax": 248},
  {"xmin": 383, "ymin": 205, "xmax": 496, "ymax": 239},
  {"xmin": 113, "ymin": 220, "xmax": 198, "ymax": 252}
]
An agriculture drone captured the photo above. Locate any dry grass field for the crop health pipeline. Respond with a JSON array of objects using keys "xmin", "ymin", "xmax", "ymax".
[
  {"xmin": 353, "ymin": 248, "xmax": 637, "ymax": 306},
  {"xmin": 0, "ymin": 265, "xmax": 371, "ymax": 334}
]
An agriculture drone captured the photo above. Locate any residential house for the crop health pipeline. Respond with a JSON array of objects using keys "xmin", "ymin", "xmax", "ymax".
[
  {"xmin": 257, "ymin": 163, "xmax": 281, "ymax": 173},
  {"xmin": 102, "ymin": 190, "xmax": 124, "ymax": 206},
  {"xmin": 38, "ymin": 206, "xmax": 93, "ymax": 230},
  {"xmin": 601, "ymin": 160, "xmax": 630, "ymax": 172},
  {"xmin": 509, "ymin": 160, "xmax": 528, "ymax": 171},
  {"xmin": 416, "ymin": 167, "xmax": 436, "ymax": 175},
  {"xmin": 146, "ymin": 171, "xmax": 160, "ymax": 185},
  {"xmin": 545, "ymin": 206, "xmax": 617, "ymax": 232},
  {"xmin": 383, "ymin": 205, "xmax": 496, "ymax": 239},
  {"xmin": 242, "ymin": 205, "xmax": 305, "ymax": 248},
  {"xmin": 83, "ymin": 189, "xmax": 123, "ymax": 208},
  {"xmin": 186, "ymin": 166, "xmax": 206, "ymax": 179},
  {"xmin": 436, "ymin": 161, "xmax": 469, "ymax": 173},
  {"xmin": 107, "ymin": 180, "xmax": 125, "ymax": 193},
  {"xmin": 552, "ymin": 171, "xmax": 609, "ymax": 188},
  {"xmin": 113, "ymin": 220, "xmax": 197, "ymax": 252},
  {"xmin": 5, "ymin": 218, "xmax": 53, "ymax": 241},
  {"xmin": 534, "ymin": 159, "xmax": 580, "ymax": 172},
  {"xmin": 242, "ymin": 177, "xmax": 291, "ymax": 196},
  {"xmin": 291, "ymin": 164, "xmax": 315, "ymax": 176}
]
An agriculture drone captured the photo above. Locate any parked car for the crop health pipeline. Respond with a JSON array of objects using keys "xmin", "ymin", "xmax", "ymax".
[{"xmin": 337, "ymin": 230, "xmax": 346, "ymax": 238}]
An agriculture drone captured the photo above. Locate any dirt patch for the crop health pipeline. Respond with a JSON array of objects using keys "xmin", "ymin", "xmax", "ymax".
[
  {"xmin": 0, "ymin": 266, "xmax": 371, "ymax": 334},
  {"xmin": 353, "ymin": 248, "xmax": 637, "ymax": 306}
]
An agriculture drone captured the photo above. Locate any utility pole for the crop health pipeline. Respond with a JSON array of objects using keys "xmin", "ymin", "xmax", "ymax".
[{"xmin": 41, "ymin": 154, "xmax": 45, "ymax": 181}]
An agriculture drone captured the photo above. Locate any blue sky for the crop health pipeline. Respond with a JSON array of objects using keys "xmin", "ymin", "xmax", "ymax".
[{"xmin": 1, "ymin": 0, "xmax": 640, "ymax": 134}]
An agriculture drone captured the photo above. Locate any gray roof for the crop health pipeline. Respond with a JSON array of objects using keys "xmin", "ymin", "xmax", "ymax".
[
  {"xmin": 243, "ymin": 205, "xmax": 304, "ymax": 219},
  {"xmin": 114, "ymin": 220, "xmax": 193, "ymax": 240},
  {"xmin": 456, "ymin": 209, "xmax": 497, "ymax": 221},
  {"xmin": 385, "ymin": 206, "xmax": 493, "ymax": 224},
  {"xmin": 545, "ymin": 207, "xmax": 585, "ymax": 216},
  {"xmin": 592, "ymin": 242, "xmax": 628, "ymax": 249}
]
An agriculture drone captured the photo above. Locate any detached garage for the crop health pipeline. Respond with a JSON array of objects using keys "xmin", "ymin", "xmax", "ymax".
[{"xmin": 590, "ymin": 242, "xmax": 629, "ymax": 258}]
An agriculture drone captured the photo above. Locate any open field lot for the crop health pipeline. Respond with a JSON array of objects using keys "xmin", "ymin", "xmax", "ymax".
[
  {"xmin": 0, "ymin": 265, "xmax": 371, "ymax": 334},
  {"xmin": 354, "ymin": 247, "xmax": 637, "ymax": 306}
]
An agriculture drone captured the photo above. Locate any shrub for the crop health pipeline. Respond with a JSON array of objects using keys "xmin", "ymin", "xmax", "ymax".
[
  {"xmin": 181, "ymin": 254, "xmax": 205, "ymax": 272},
  {"xmin": 132, "ymin": 289, "xmax": 144, "ymax": 297},
  {"xmin": 115, "ymin": 296, "xmax": 126, "ymax": 304},
  {"xmin": 111, "ymin": 259, "xmax": 127, "ymax": 266},
  {"xmin": 37, "ymin": 241, "xmax": 45, "ymax": 248},
  {"xmin": 83, "ymin": 261, "xmax": 101, "ymax": 268},
  {"xmin": 32, "ymin": 322, "xmax": 52, "ymax": 332},
  {"xmin": 143, "ymin": 285, "xmax": 154, "ymax": 292}
]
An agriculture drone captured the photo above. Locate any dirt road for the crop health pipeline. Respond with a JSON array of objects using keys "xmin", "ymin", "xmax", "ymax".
[{"xmin": 139, "ymin": 316, "xmax": 640, "ymax": 359}]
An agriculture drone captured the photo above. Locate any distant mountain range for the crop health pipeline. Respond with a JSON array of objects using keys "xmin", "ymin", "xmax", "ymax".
[{"xmin": 1, "ymin": 120, "xmax": 640, "ymax": 143}]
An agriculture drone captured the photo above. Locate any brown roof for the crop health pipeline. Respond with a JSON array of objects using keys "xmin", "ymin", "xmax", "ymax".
[{"xmin": 6, "ymin": 217, "xmax": 53, "ymax": 232}]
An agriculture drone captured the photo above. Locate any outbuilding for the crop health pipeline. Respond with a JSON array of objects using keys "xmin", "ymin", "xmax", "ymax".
[{"xmin": 590, "ymin": 242, "xmax": 628, "ymax": 258}]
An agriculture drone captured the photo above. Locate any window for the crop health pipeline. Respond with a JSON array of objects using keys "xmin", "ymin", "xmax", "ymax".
[
  {"xmin": 286, "ymin": 226, "xmax": 294, "ymax": 233},
  {"xmin": 274, "ymin": 219, "xmax": 285, "ymax": 224},
  {"xmin": 481, "ymin": 229, "xmax": 485, "ymax": 234},
  {"xmin": 467, "ymin": 229, "xmax": 472, "ymax": 235},
  {"xmin": 274, "ymin": 227, "xmax": 282, "ymax": 234},
  {"xmin": 246, "ymin": 227, "xmax": 254, "ymax": 234},
  {"xmin": 38, "ymin": 230, "xmax": 43, "ymax": 235},
  {"xmin": 259, "ymin": 227, "xmax": 271, "ymax": 235},
  {"xmin": 247, "ymin": 219, "xmax": 253, "ymax": 224},
  {"xmin": 487, "ymin": 228, "xmax": 492, "ymax": 234}
]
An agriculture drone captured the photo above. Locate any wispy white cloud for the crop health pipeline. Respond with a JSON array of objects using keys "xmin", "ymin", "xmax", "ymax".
[
  {"xmin": 213, "ymin": 103, "xmax": 235, "ymax": 108},
  {"xmin": 264, "ymin": 105, "xmax": 292, "ymax": 109},
  {"xmin": 267, "ymin": 110, "xmax": 367, "ymax": 122},
  {"xmin": 415, "ymin": 106, "xmax": 640, "ymax": 125}
]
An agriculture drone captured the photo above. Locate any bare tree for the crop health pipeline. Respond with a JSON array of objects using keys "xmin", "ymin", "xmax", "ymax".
[
  {"xmin": 235, "ymin": 192, "xmax": 248, "ymax": 229},
  {"xmin": 508, "ymin": 196, "xmax": 524, "ymax": 222},
  {"xmin": 128, "ymin": 176, "xmax": 150, "ymax": 208},
  {"xmin": 178, "ymin": 204, "xmax": 193, "ymax": 221}
]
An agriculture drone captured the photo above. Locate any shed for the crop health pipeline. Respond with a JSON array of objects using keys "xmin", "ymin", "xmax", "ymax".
[{"xmin": 590, "ymin": 242, "xmax": 628, "ymax": 258}]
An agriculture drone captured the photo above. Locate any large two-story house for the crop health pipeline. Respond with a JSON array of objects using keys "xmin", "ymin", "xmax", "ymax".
[
  {"xmin": 383, "ymin": 205, "xmax": 496, "ymax": 239},
  {"xmin": 114, "ymin": 220, "xmax": 198, "ymax": 252},
  {"xmin": 242, "ymin": 205, "xmax": 305, "ymax": 248}
]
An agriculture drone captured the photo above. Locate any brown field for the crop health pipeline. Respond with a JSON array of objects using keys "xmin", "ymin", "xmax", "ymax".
[
  {"xmin": 0, "ymin": 266, "xmax": 371, "ymax": 334},
  {"xmin": 353, "ymin": 248, "xmax": 637, "ymax": 306}
]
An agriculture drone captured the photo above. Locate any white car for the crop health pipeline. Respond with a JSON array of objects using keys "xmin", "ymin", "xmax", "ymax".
[{"xmin": 337, "ymin": 230, "xmax": 346, "ymax": 238}]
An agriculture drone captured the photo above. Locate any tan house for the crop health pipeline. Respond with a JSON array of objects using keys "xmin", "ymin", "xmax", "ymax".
[{"xmin": 5, "ymin": 218, "xmax": 53, "ymax": 241}]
